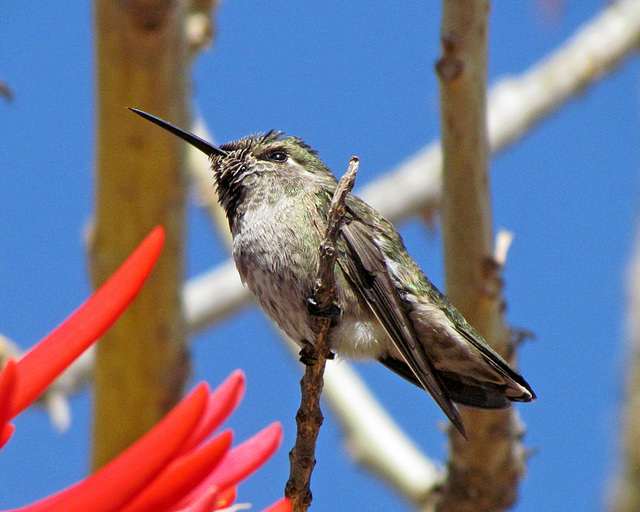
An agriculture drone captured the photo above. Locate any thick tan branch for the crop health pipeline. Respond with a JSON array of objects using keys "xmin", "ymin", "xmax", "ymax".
[
  {"xmin": 436, "ymin": 1, "xmax": 527, "ymax": 511},
  {"xmin": 90, "ymin": 0, "xmax": 192, "ymax": 470}
]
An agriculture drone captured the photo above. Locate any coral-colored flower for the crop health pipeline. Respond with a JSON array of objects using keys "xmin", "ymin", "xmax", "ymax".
[
  {"xmin": 0, "ymin": 228, "xmax": 290, "ymax": 512},
  {"xmin": 261, "ymin": 498, "xmax": 293, "ymax": 512}
]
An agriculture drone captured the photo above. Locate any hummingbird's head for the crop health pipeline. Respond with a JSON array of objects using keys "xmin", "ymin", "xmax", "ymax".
[
  {"xmin": 129, "ymin": 109, "xmax": 336, "ymax": 227},
  {"xmin": 214, "ymin": 131, "xmax": 336, "ymax": 217}
]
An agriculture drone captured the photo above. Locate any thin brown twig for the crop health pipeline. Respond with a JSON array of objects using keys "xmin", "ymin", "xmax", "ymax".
[{"xmin": 285, "ymin": 157, "xmax": 359, "ymax": 512}]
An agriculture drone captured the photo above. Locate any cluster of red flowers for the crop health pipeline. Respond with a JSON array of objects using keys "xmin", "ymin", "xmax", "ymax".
[{"xmin": 0, "ymin": 227, "xmax": 290, "ymax": 512}]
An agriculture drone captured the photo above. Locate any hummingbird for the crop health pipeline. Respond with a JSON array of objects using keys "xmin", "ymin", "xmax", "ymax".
[{"xmin": 130, "ymin": 108, "xmax": 535, "ymax": 437}]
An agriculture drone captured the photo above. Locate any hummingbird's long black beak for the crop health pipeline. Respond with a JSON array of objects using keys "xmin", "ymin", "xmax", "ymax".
[{"xmin": 128, "ymin": 108, "xmax": 228, "ymax": 157}]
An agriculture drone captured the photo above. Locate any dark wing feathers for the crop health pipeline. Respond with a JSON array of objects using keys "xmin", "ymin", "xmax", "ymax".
[{"xmin": 338, "ymin": 219, "xmax": 467, "ymax": 437}]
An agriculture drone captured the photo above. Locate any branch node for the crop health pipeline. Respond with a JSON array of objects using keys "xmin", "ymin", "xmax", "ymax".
[{"xmin": 436, "ymin": 56, "xmax": 465, "ymax": 82}]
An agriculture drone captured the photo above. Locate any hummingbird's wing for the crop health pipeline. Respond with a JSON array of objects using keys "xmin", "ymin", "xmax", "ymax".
[
  {"xmin": 337, "ymin": 217, "xmax": 467, "ymax": 437},
  {"xmin": 336, "ymin": 195, "xmax": 535, "ymax": 416}
]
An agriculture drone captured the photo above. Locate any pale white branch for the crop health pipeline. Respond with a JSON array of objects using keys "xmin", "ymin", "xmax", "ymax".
[{"xmin": 488, "ymin": 0, "xmax": 640, "ymax": 150}]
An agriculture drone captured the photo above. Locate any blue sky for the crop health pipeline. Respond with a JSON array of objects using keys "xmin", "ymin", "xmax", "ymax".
[{"xmin": 1, "ymin": 1, "xmax": 639, "ymax": 511}]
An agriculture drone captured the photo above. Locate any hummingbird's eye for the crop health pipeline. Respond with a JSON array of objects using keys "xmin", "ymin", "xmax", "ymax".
[{"xmin": 267, "ymin": 150, "xmax": 288, "ymax": 162}]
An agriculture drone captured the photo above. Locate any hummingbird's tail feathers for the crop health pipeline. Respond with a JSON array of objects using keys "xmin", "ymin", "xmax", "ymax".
[
  {"xmin": 453, "ymin": 326, "xmax": 537, "ymax": 404},
  {"xmin": 380, "ymin": 356, "xmax": 509, "ymax": 408},
  {"xmin": 437, "ymin": 370, "xmax": 524, "ymax": 409},
  {"xmin": 439, "ymin": 372, "xmax": 511, "ymax": 408},
  {"xmin": 380, "ymin": 355, "xmax": 534, "ymax": 409}
]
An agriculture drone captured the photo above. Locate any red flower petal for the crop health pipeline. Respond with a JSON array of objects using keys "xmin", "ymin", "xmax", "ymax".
[
  {"xmin": 180, "ymin": 371, "xmax": 245, "ymax": 455},
  {"xmin": 11, "ymin": 383, "xmax": 208, "ymax": 512},
  {"xmin": 209, "ymin": 422, "xmax": 282, "ymax": 491},
  {"xmin": 0, "ymin": 423, "xmax": 15, "ymax": 451},
  {"xmin": 260, "ymin": 498, "xmax": 292, "ymax": 512},
  {"xmin": 0, "ymin": 359, "xmax": 17, "ymax": 428},
  {"xmin": 119, "ymin": 430, "xmax": 232, "ymax": 512},
  {"xmin": 179, "ymin": 422, "xmax": 283, "ymax": 506},
  {"xmin": 9, "ymin": 227, "xmax": 164, "ymax": 419}
]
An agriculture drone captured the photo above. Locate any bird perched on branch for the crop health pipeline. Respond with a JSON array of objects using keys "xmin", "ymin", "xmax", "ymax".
[{"xmin": 130, "ymin": 108, "xmax": 535, "ymax": 437}]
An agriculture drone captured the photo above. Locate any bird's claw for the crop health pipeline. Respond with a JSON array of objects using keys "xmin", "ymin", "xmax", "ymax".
[
  {"xmin": 299, "ymin": 341, "xmax": 335, "ymax": 365},
  {"xmin": 299, "ymin": 343, "xmax": 317, "ymax": 366}
]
